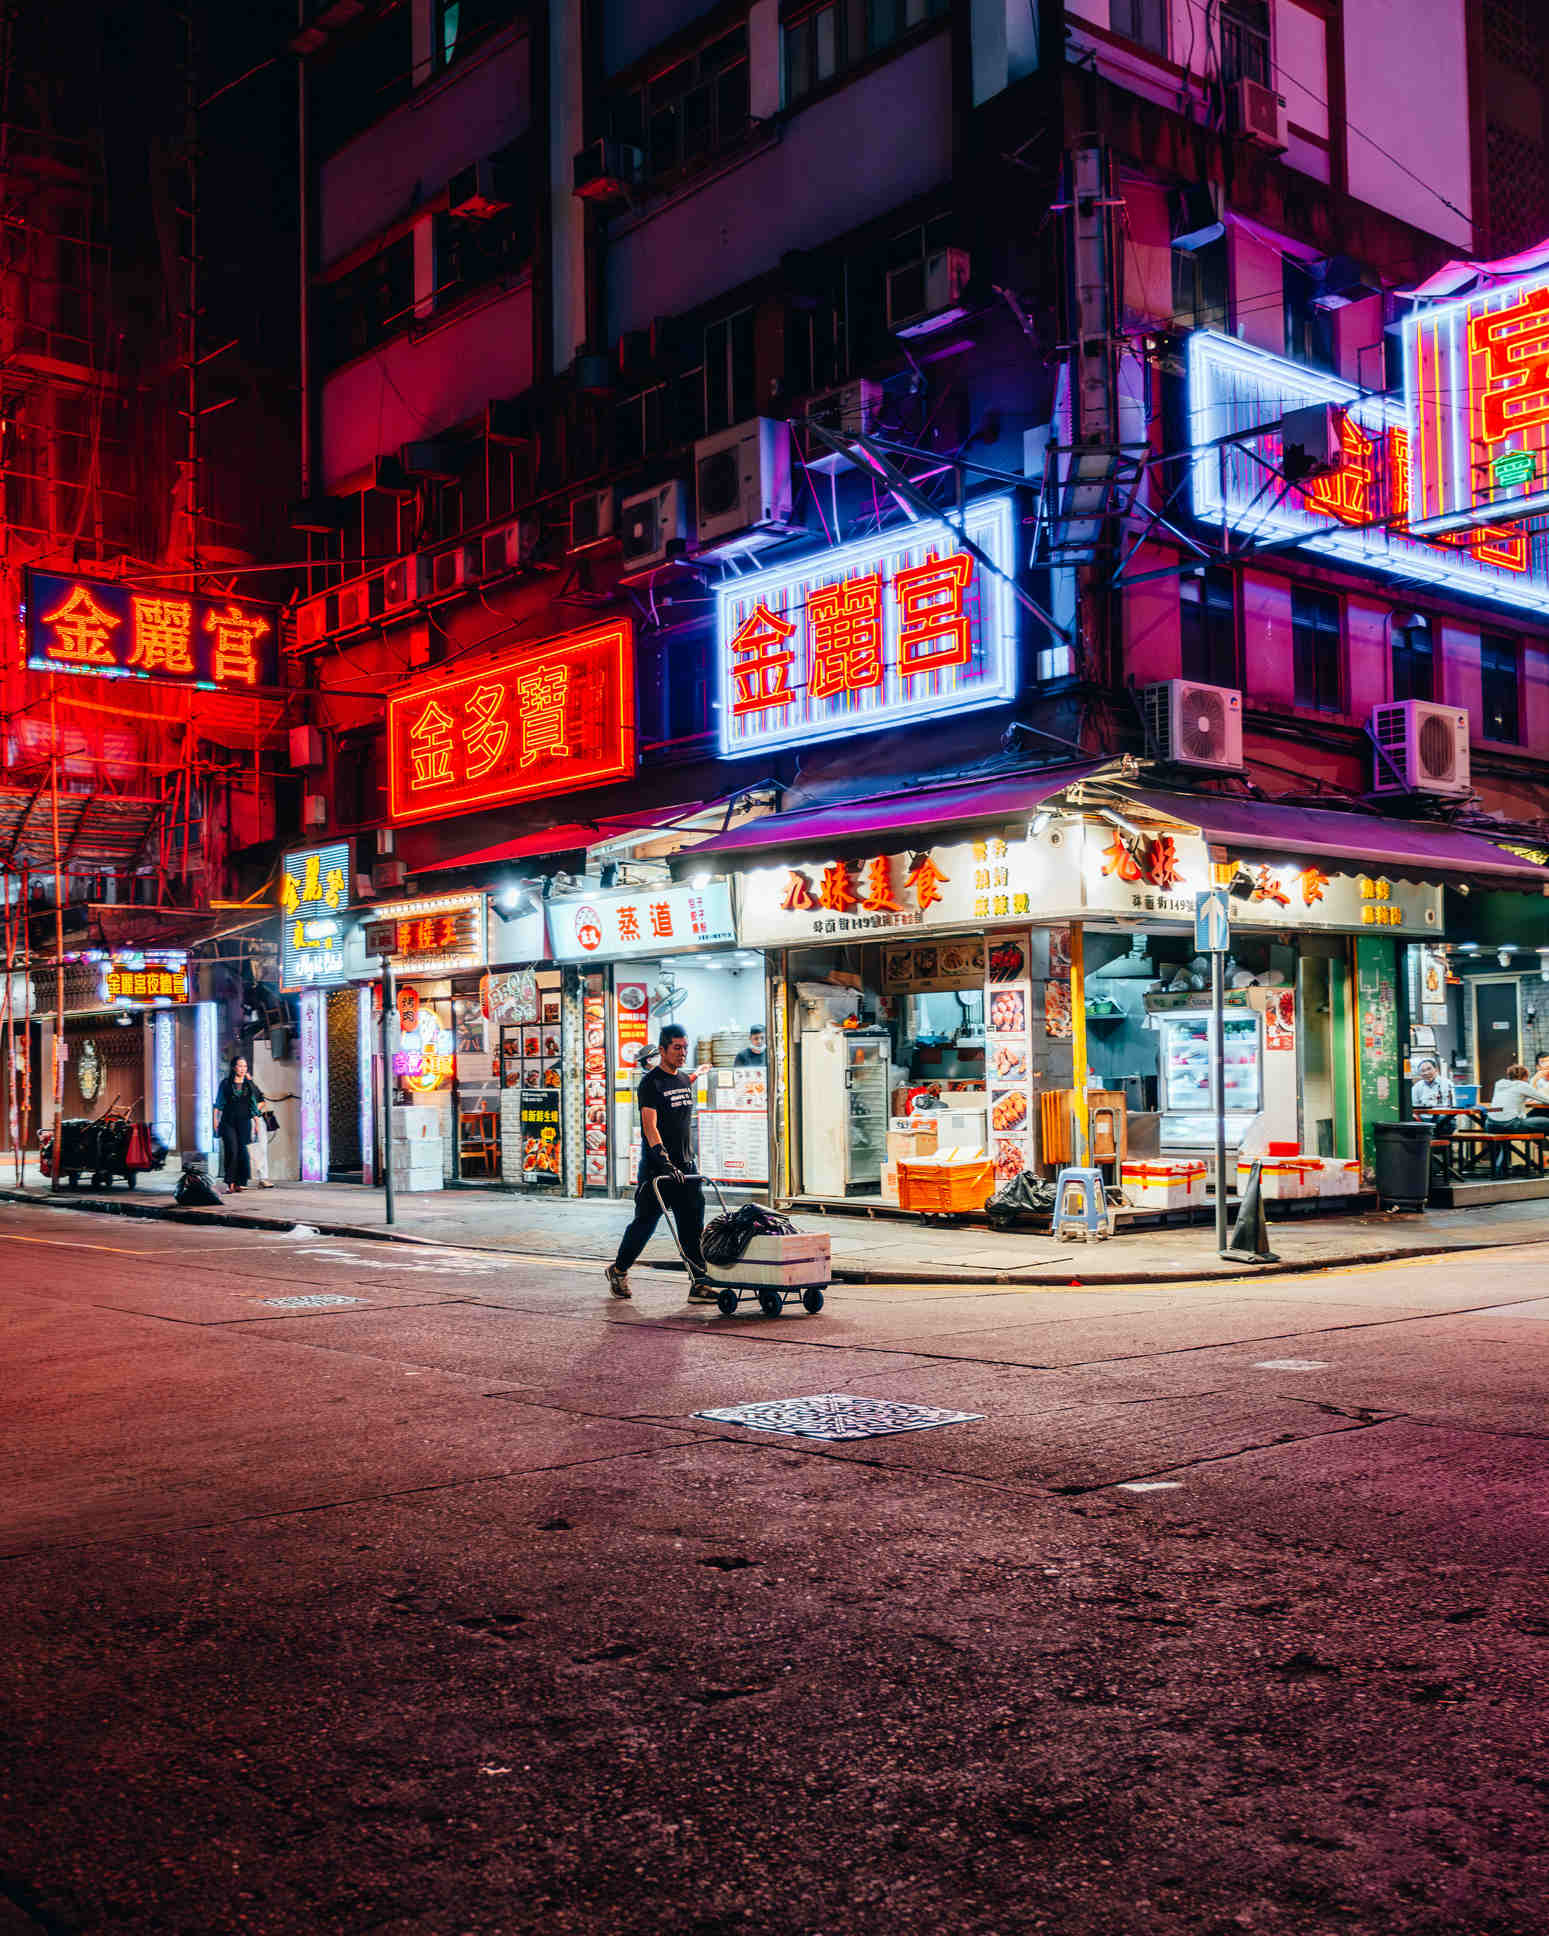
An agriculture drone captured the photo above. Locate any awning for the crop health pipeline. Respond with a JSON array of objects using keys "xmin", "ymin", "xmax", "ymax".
[
  {"xmin": 1115, "ymin": 788, "xmax": 1549, "ymax": 889},
  {"xmin": 0, "ymin": 787, "xmax": 163, "ymax": 875},
  {"xmin": 418, "ymin": 803, "xmax": 712, "ymax": 875},
  {"xmin": 673, "ymin": 763, "xmax": 1103, "ymax": 864}
]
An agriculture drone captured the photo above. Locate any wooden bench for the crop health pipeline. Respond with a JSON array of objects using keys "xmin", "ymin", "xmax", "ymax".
[{"xmin": 1431, "ymin": 1129, "xmax": 1546, "ymax": 1182}]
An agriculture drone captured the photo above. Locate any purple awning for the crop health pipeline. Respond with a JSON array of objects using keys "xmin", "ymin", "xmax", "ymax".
[
  {"xmin": 1121, "ymin": 789, "xmax": 1549, "ymax": 888},
  {"xmin": 676, "ymin": 763, "xmax": 1103, "ymax": 862}
]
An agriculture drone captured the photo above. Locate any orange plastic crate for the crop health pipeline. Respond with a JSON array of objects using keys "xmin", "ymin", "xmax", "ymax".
[{"xmin": 896, "ymin": 1158, "xmax": 995, "ymax": 1214}]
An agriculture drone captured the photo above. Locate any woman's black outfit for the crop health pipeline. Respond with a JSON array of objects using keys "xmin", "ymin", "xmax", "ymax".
[{"xmin": 215, "ymin": 1075, "xmax": 262, "ymax": 1190}]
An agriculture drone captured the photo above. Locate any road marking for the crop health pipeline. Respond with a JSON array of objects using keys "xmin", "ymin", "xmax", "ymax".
[
  {"xmin": 1253, "ymin": 1359, "xmax": 1329, "ymax": 1371},
  {"xmin": 0, "ymin": 1231, "xmax": 250, "ymax": 1259},
  {"xmin": 1116, "ymin": 1481, "xmax": 1183, "ymax": 1492}
]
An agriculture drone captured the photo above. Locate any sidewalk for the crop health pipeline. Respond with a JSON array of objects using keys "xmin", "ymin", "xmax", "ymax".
[{"xmin": 5, "ymin": 1157, "xmax": 1549, "ymax": 1282}]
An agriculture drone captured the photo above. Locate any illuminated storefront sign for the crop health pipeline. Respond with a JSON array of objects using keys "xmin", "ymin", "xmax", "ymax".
[
  {"xmin": 548, "ymin": 881, "xmax": 735, "ymax": 961},
  {"xmin": 25, "ymin": 570, "xmax": 277, "ymax": 690},
  {"xmin": 716, "ymin": 495, "xmax": 1017, "ymax": 759},
  {"xmin": 1081, "ymin": 824, "xmax": 1443, "ymax": 935},
  {"xmin": 1404, "ymin": 270, "xmax": 1549, "ymax": 533},
  {"xmin": 362, "ymin": 893, "xmax": 487, "ymax": 974},
  {"xmin": 100, "ymin": 955, "xmax": 189, "ymax": 1005},
  {"xmin": 280, "ymin": 842, "xmax": 353, "ymax": 990},
  {"xmin": 385, "ymin": 621, "xmax": 635, "ymax": 825},
  {"xmin": 1187, "ymin": 331, "xmax": 1549, "ymax": 615}
]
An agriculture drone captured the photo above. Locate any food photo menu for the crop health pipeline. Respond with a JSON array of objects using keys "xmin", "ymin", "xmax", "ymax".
[{"xmin": 985, "ymin": 930, "xmax": 1037, "ymax": 1185}]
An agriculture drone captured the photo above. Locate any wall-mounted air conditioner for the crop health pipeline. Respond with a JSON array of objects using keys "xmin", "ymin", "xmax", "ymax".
[
  {"xmin": 424, "ymin": 544, "xmax": 474, "ymax": 597},
  {"xmin": 620, "ymin": 479, "xmax": 692, "ymax": 572},
  {"xmin": 480, "ymin": 518, "xmax": 538, "ymax": 577},
  {"xmin": 1370, "ymin": 700, "xmax": 1470, "ymax": 797},
  {"xmin": 886, "ymin": 247, "xmax": 971, "ymax": 338},
  {"xmin": 1142, "ymin": 680, "xmax": 1245, "ymax": 772},
  {"xmin": 799, "ymin": 379, "xmax": 883, "ymax": 473},
  {"xmin": 303, "ymin": 793, "xmax": 329, "ymax": 830},
  {"xmin": 288, "ymin": 726, "xmax": 324, "ymax": 771},
  {"xmin": 447, "ymin": 158, "xmax": 508, "ymax": 220},
  {"xmin": 294, "ymin": 592, "xmax": 330, "ymax": 650},
  {"xmin": 1230, "ymin": 77, "xmax": 1286, "ymax": 152},
  {"xmin": 572, "ymin": 138, "xmax": 645, "ymax": 204},
  {"xmin": 568, "ymin": 488, "xmax": 616, "ymax": 553},
  {"xmin": 694, "ymin": 418, "xmax": 795, "ymax": 553},
  {"xmin": 373, "ymin": 859, "xmax": 408, "ymax": 890}
]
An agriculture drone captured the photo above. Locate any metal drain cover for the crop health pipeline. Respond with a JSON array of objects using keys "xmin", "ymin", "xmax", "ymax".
[
  {"xmin": 695, "ymin": 1394, "xmax": 983, "ymax": 1442},
  {"xmin": 259, "ymin": 1293, "xmax": 364, "ymax": 1309}
]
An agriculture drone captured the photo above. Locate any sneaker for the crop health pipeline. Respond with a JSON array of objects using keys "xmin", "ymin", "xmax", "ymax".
[
  {"xmin": 606, "ymin": 1264, "xmax": 632, "ymax": 1299},
  {"xmin": 687, "ymin": 1280, "xmax": 719, "ymax": 1303}
]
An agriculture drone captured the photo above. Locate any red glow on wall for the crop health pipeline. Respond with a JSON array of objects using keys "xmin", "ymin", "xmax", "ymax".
[{"xmin": 386, "ymin": 620, "xmax": 636, "ymax": 824}]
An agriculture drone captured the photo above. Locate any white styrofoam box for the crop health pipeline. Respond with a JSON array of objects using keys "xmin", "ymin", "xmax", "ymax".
[
  {"xmin": 392, "ymin": 1149, "xmax": 444, "ymax": 1175},
  {"xmin": 1237, "ymin": 1158, "xmax": 1317, "ymax": 1200},
  {"xmin": 902, "ymin": 1146, "xmax": 985, "ymax": 1168},
  {"xmin": 1122, "ymin": 1161, "xmax": 1205, "ymax": 1210},
  {"xmin": 391, "ymin": 1171, "xmax": 444, "ymax": 1193},
  {"xmin": 1304, "ymin": 1157, "xmax": 1359, "ymax": 1197},
  {"xmin": 391, "ymin": 1110, "xmax": 438, "ymax": 1142},
  {"xmin": 705, "ymin": 1232, "xmax": 830, "ymax": 1289}
]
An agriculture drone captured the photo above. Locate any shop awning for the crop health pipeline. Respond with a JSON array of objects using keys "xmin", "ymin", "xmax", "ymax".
[
  {"xmin": 672, "ymin": 763, "xmax": 1104, "ymax": 864},
  {"xmin": 0, "ymin": 786, "xmax": 164, "ymax": 875},
  {"xmin": 1116, "ymin": 789, "xmax": 1549, "ymax": 889}
]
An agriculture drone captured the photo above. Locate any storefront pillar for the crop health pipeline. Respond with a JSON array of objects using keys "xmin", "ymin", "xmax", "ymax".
[{"xmin": 1069, "ymin": 922, "xmax": 1089, "ymax": 1164}]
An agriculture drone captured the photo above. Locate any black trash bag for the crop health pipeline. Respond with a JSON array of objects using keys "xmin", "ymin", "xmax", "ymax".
[
  {"xmin": 174, "ymin": 1167, "xmax": 223, "ymax": 1208},
  {"xmin": 986, "ymin": 1171, "xmax": 1058, "ymax": 1225},
  {"xmin": 701, "ymin": 1201, "xmax": 797, "ymax": 1268}
]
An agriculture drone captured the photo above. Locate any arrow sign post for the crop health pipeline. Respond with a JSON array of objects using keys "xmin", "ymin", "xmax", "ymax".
[{"xmin": 1196, "ymin": 889, "xmax": 1233, "ymax": 1254}]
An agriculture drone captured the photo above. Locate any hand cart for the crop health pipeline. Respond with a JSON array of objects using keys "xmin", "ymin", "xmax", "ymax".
[
  {"xmin": 651, "ymin": 1171, "xmax": 829, "ymax": 1318},
  {"xmin": 39, "ymin": 1097, "xmax": 165, "ymax": 1191}
]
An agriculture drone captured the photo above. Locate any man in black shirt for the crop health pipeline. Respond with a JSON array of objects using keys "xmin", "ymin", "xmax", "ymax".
[
  {"xmin": 734, "ymin": 1024, "xmax": 765, "ymax": 1067},
  {"xmin": 607, "ymin": 1023, "xmax": 708, "ymax": 1299}
]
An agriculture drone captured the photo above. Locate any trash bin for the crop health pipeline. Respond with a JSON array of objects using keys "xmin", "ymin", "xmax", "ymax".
[{"xmin": 1373, "ymin": 1120, "xmax": 1433, "ymax": 1210}]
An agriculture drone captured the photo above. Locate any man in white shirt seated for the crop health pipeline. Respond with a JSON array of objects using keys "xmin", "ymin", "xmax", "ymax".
[{"xmin": 1410, "ymin": 1059, "xmax": 1455, "ymax": 1137}]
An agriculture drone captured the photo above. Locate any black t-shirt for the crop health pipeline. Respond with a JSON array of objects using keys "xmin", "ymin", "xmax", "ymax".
[
  {"xmin": 638, "ymin": 1063, "xmax": 695, "ymax": 1169},
  {"xmin": 734, "ymin": 1046, "xmax": 765, "ymax": 1066}
]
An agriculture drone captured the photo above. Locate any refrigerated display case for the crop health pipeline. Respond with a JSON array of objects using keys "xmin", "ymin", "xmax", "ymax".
[
  {"xmin": 1153, "ymin": 1010, "xmax": 1262, "ymax": 1152},
  {"xmin": 800, "ymin": 1028, "xmax": 889, "ymax": 1196}
]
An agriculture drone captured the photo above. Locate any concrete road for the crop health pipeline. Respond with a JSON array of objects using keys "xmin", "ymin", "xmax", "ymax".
[{"xmin": 2, "ymin": 1205, "xmax": 1546, "ymax": 1935}]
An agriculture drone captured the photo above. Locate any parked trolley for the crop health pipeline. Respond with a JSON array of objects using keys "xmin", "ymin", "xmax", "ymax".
[{"xmin": 653, "ymin": 1172, "xmax": 829, "ymax": 1317}]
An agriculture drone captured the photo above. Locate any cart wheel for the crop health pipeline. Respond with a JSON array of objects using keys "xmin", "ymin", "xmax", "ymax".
[
  {"xmin": 802, "ymin": 1287, "xmax": 825, "ymax": 1314},
  {"xmin": 67, "ymin": 1173, "xmax": 81, "ymax": 1189},
  {"xmin": 716, "ymin": 1288, "xmax": 740, "ymax": 1318},
  {"xmin": 758, "ymin": 1288, "xmax": 784, "ymax": 1319}
]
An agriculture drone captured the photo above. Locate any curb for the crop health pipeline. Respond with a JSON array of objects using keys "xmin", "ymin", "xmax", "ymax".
[{"xmin": 2, "ymin": 1184, "xmax": 1544, "ymax": 1286}]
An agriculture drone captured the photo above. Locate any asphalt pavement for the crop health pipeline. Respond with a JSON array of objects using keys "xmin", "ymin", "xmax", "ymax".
[{"xmin": 2, "ymin": 1202, "xmax": 1547, "ymax": 1934}]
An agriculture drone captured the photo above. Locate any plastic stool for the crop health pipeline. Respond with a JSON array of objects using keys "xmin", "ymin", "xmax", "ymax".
[{"xmin": 1053, "ymin": 1165, "xmax": 1113, "ymax": 1242}]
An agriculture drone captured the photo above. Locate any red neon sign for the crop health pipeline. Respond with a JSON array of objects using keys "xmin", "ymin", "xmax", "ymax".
[
  {"xmin": 28, "ymin": 571, "xmax": 277, "ymax": 688},
  {"xmin": 386, "ymin": 620, "xmax": 636, "ymax": 824}
]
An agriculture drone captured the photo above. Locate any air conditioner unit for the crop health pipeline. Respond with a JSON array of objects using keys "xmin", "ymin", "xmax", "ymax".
[
  {"xmin": 1281, "ymin": 404, "xmax": 1344, "ymax": 482},
  {"xmin": 886, "ymin": 247, "xmax": 972, "ymax": 338},
  {"xmin": 447, "ymin": 158, "xmax": 508, "ymax": 220},
  {"xmin": 424, "ymin": 544, "xmax": 473, "ymax": 597},
  {"xmin": 1142, "ymin": 680, "xmax": 1245, "ymax": 772},
  {"xmin": 694, "ymin": 417, "xmax": 795, "ymax": 553},
  {"xmin": 481, "ymin": 518, "xmax": 538, "ymax": 577},
  {"xmin": 620, "ymin": 479, "xmax": 692, "ymax": 572},
  {"xmin": 568, "ymin": 487, "xmax": 615, "ymax": 553},
  {"xmin": 1370, "ymin": 700, "xmax": 1470, "ymax": 797},
  {"xmin": 572, "ymin": 138, "xmax": 645, "ymax": 204},
  {"xmin": 373, "ymin": 859, "xmax": 408, "ymax": 890},
  {"xmin": 1231, "ymin": 77, "xmax": 1286, "ymax": 152},
  {"xmin": 294, "ymin": 592, "xmax": 330, "ymax": 650},
  {"xmin": 381, "ymin": 555, "xmax": 416, "ymax": 612},
  {"xmin": 303, "ymin": 793, "xmax": 329, "ymax": 830},
  {"xmin": 288, "ymin": 726, "xmax": 325, "ymax": 771},
  {"xmin": 334, "ymin": 575, "xmax": 372, "ymax": 633},
  {"xmin": 799, "ymin": 379, "xmax": 883, "ymax": 473}
]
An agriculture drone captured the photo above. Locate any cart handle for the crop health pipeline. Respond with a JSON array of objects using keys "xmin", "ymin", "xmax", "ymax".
[{"xmin": 646, "ymin": 1167, "xmax": 727, "ymax": 1271}]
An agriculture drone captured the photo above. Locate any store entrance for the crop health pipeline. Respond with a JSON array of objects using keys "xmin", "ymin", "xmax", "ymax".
[{"xmin": 325, "ymin": 988, "xmax": 362, "ymax": 1179}]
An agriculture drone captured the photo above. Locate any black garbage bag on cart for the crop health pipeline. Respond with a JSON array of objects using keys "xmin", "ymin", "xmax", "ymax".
[
  {"xmin": 701, "ymin": 1202, "xmax": 797, "ymax": 1268},
  {"xmin": 985, "ymin": 1171, "xmax": 1059, "ymax": 1228}
]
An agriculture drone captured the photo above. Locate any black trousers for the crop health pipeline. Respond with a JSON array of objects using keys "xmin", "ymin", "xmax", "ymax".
[
  {"xmin": 219, "ymin": 1120, "xmax": 251, "ymax": 1189},
  {"xmin": 615, "ymin": 1165, "xmax": 705, "ymax": 1275}
]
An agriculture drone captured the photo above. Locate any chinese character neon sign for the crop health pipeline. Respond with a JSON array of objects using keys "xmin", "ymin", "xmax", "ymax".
[
  {"xmin": 1187, "ymin": 331, "xmax": 1549, "ymax": 616},
  {"xmin": 386, "ymin": 621, "xmax": 635, "ymax": 824},
  {"xmin": 1404, "ymin": 269, "xmax": 1549, "ymax": 534},
  {"xmin": 716, "ymin": 496, "xmax": 1017, "ymax": 758},
  {"xmin": 280, "ymin": 842, "xmax": 353, "ymax": 991},
  {"xmin": 25, "ymin": 571, "xmax": 278, "ymax": 690}
]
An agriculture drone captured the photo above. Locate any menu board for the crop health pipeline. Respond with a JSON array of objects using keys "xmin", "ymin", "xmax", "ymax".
[
  {"xmin": 500, "ymin": 1018, "xmax": 562, "ymax": 1092},
  {"xmin": 985, "ymin": 929, "xmax": 1036, "ymax": 1186},
  {"xmin": 583, "ymin": 989, "xmax": 608, "ymax": 1187},
  {"xmin": 1044, "ymin": 924, "xmax": 1073, "ymax": 1039},
  {"xmin": 1418, "ymin": 947, "xmax": 1449, "ymax": 1027},
  {"xmin": 488, "ymin": 968, "xmax": 539, "ymax": 1026},
  {"xmin": 697, "ymin": 1067, "xmax": 769, "ymax": 1185},
  {"xmin": 519, "ymin": 1088, "xmax": 562, "ymax": 1185},
  {"xmin": 1356, "ymin": 934, "xmax": 1400, "ymax": 1181},
  {"xmin": 881, "ymin": 935, "xmax": 984, "ymax": 993},
  {"xmin": 616, "ymin": 980, "xmax": 649, "ymax": 1071}
]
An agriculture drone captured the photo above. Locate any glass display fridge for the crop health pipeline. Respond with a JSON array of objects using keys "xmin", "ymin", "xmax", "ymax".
[{"xmin": 1152, "ymin": 1010, "xmax": 1263, "ymax": 1151}]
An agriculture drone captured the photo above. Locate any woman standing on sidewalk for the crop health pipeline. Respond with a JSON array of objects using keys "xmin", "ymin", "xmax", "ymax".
[{"xmin": 213, "ymin": 1056, "xmax": 263, "ymax": 1195}]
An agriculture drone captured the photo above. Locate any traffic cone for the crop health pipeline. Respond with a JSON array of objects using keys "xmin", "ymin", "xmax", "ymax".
[{"xmin": 1221, "ymin": 1159, "xmax": 1279, "ymax": 1265}]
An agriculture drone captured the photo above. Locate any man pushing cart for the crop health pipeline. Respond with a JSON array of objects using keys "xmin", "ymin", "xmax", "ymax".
[{"xmin": 607, "ymin": 1023, "xmax": 713, "ymax": 1302}]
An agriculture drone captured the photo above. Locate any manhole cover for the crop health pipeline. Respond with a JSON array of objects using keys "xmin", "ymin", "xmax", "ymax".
[
  {"xmin": 695, "ymin": 1394, "xmax": 983, "ymax": 1442},
  {"xmin": 259, "ymin": 1293, "xmax": 364, "ymax": 1309}
]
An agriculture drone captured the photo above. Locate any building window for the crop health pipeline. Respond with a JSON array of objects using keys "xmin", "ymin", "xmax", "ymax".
[
  {"xmin": 435, "ymin": 0, "xmax": 512, "ymax": 74},
  {"xmin": 783, "ymin": 0, "xmax": 949, "ymax": 108},
  {"xmin": 431, "ymin": 186, "xmax": 532, "ymax": 314},
  {"xmin": 1480, "ymin": 632, "xmax": 1521, "ymax": 742},
  {"xmin": 610, "ymin": 25, "xmax": 749, "ymax": 185},
  {"xmin": 1220, "ymin": 0, "xmax": 1271, "ymax": 85},
  {"xmin": 322, "ymin": 235, "xmax": 414, "ymax": 369},
  {"xmin": 1110, "ymin": 0, "xmax": 1167, "ymax": 56},
  {"xmin": 1180, "ymin": 567, "xmax": 1239, "ymax": 688},
  {"xmin": 703, "ymin": 309, "xmax": 755, "ymax": 436},
  {"xmin": 1291, "ymin": 585, "xmax": 1342, "ymax": 713},
  {"xmin": 1172, "ymin": 236, "xmax": 1228, "ymax": 332},
  {"xmin": 1391, "ymin": 619, "xmax": 1434, "ymax": 704},
  {"xmin": 1284, "ymin": 259, "xmax": 1335, "ymax": 371}
]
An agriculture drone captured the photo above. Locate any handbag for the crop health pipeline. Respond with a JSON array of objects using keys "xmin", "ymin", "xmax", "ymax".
[{"xmin": 262, "ymin": 1109, "xmax": 280, "ymax": 1135}]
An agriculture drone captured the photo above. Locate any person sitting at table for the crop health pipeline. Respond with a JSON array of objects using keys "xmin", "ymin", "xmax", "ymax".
[
  {"xmin": 1485, "ymin": 1064, "xmax": 1544, "ymax": 1175},
  {"xmin": 1411, "ymin": 1058, "xmax": 1455, "ymax": 1136}
]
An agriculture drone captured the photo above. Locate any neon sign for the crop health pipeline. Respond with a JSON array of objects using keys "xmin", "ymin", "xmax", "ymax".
[
  {"xmin": 361, "ymin": 893, "xmax": 486, "ymax": 974},
  {"xmin": 386, "ymin": 621, "xmax": 635, "ymax": 824},
  {"xmin": 280, "ymin": 843, "xmax": 352, "ymax": 990},
  {"xmin": 1187, "ymin": 331, "xmax": 1549, "ymax": 616},
  {"xmin": 24, "ymin": 571, "xmax": 277, "ymax": 690},
  {"xmin": 1404, "ymin": 270, "xmax": 1549, "ymax": 533},
  {"xmin": 716, "ymin": 495, "xmax": 1017, "ymax": 758}
]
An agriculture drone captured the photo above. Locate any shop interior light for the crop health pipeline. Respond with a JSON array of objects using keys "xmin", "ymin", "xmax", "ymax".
[
  {"xmin": 1498, "ymin": 947, "xmax": 1515, "ymax": 967},
  {"xmin": 691, "ymin": 871, "xmax": 712, "ymax": 889},
  {"xmin": 1028, "ymin": 810, "xmax": 1055, "ymax": 838},
  {"xmin": 1458, "ymin": 942, "xmax": 1480, "ymax": 952}
]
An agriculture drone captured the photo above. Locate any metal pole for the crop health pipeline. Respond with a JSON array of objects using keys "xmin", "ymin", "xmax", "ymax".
[
  {"xmin": 379, "ymin": 956, "xmax": 396, "ymax": 1226},
  {"xmin": 1212, "ymin": 948, "xmax": 1229, "ymax": 1253},
  {"xmin": 48, "ymin": 682, "xmax": 65, "ymax": 1194},
  {"xmin": 1069, "ymin": 921, "xmax": 1089, "ymax": 1164}
]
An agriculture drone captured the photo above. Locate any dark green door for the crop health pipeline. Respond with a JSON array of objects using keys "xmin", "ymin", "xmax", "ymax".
[{"xmin": 1474, "ymin": 981, "xmax": 1520, "ymax": 1098}]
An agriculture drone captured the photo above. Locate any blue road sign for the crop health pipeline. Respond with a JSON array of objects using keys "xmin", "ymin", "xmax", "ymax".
[{"xmin": 1195, "ymin": 887, "xmax": 1231, "ymax": 954}]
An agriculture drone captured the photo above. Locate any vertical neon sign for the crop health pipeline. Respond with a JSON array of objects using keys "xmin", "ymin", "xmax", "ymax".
[{"xmin": 299, "ymin": 988, "xmax": 328, "ymax": 1182}]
